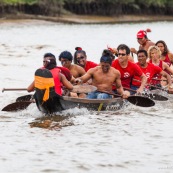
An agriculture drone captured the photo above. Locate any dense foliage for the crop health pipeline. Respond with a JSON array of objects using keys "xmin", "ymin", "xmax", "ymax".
[{"xmin": 0, "ymin": 0, "xmax": 173, "ymax": 16}]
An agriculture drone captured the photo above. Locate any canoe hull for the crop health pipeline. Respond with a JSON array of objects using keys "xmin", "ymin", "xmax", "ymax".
[{"xmin": 34, "ymin": 92, "xmax": 124, "ymax": 114}]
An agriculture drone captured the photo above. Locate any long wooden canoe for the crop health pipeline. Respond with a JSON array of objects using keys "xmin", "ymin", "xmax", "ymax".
[{"xmin": 35, "ymin": 94, "xmax": 124, "ymax": 114}]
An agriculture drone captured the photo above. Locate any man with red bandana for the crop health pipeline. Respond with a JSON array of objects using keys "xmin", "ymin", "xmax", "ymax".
[
  {"xmin": 112, "ymin": 44, "xmax": 147, "ymax": 93},
  {"xmin": 131, "ymin": 29, "xmax": 155, "ymax": 54}
]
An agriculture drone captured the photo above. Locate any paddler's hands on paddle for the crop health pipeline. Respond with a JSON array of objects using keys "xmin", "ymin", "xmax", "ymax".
[
  {"xmin": 121, "ymin": 90, "xmax": 130, "ymax": 99},
  {"xmin": 74, "ymin": 78, "xmax": 83, "ymax": 85},
  {"xmin": 168, "ymin": 83, "xmax": 173, "ymax": 94}
]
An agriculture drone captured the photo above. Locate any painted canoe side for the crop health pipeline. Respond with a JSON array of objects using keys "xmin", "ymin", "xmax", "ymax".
[{"xmin": 35, "ymin": 94, "xmax": 124, "ymax": 114}]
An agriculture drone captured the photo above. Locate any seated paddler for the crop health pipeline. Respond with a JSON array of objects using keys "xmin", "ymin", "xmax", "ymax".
[
  {"xmin": 27, "ymin": 53, "xmax": 73, "ymax": 98},
  {"xmin": 74, "ymin": 54, "xmax": 130, "ymax": 99}
]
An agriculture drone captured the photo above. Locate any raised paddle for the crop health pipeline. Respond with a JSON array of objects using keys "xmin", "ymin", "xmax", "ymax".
[
  {"xmin": 97, "ymin": 90, "xmax": 155, "ymax": 107},
  {"xmin": 123, "ymin": 87, "xmax": 168, "ymax": 101},
  {"xmin": 1, "ymin": 101, "xmax": 34, "ymax": 112},
  {"xmin": 2, "ymin": 88, "xmax": 27, "ymax": 92}
]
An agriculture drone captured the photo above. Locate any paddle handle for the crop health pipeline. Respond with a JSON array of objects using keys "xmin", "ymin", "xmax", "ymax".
[{"xmin": 2, "ymin": 88, "xmax": 27, "ymax": 92}]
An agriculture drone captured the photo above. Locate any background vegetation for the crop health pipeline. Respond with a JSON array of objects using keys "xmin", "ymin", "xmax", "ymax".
[{"xmin": 0, "ymin": 0, "xmax": 173, "ymax": 16}]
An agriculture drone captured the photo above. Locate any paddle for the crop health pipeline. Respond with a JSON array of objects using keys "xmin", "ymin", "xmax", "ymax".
[
  {"xmin": 16, "ymin": 94, "xmax": 33, "ymax": 102},
  {"xmin": 71, "ymin": 84, "xmax": 97, "ymax": 93},
  {"xmin": 123, "ymin": 87, "xmax": 168, "ymax": 101},
  {"xmin": 97, "ymin": 90, "xmax": 155, "ymax": 107},
  {"xmin": 2, "ymin": 85, "xmax": 97, "ymax": 94},
  {"xmin": 2, "ymin": 88, "xmax": 27, "ymax": 92},
  {"xmin": 133, "ymin": 78, "xmax": 170, "ymax": 93},
  {"xmin": 1, "ymin": 101, "xmax": 34, "ymax": 112}
]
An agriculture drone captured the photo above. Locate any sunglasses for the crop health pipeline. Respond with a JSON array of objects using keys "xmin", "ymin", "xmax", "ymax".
[
  {"xmin": 76, "ymin": 56, "xmax": 85, "ymax": 60},
  {"xmin": 118, "ymin": 53, "xmax": 126, "ymax": 56}
]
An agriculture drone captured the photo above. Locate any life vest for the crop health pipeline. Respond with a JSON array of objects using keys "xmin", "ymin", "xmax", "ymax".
[
  {"xmin": 34, "ymin": 68, "xmax": 62, "ymax": 102},
  {"xmin": 49, "ymin": 68, "xmax": 62, "ymax": 95}
]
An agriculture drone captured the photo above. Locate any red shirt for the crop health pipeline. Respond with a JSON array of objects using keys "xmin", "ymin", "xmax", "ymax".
[
  {"xmin": 57, "ymin": 66, "xmax": 72, "ymax": 81},
  {"xmin": 85, "ymin": 61, "xmax": 98, "ymax": 72},
  {"xmin": 163, "ymin": 54, "xmax": 171, "ymax": 66},
  {"xmin": 132, "ymin": 62, "xmax": 162, "ymax": 86},
  {"xmin": 112, "ymin": 59, "xmax": 143, "ymax": 88},
  {"xmin": 149, "ymin": 59, "xmax": 167, "ymax": 79}
]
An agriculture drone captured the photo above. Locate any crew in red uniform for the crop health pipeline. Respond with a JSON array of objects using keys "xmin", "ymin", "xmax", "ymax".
[
  {"xmin": 131, "ymin": 49, "xmax": 172, "ymax": 90},
  {"xmin": 111, "ymin": 44, "xmax": 147, "ymax": 93}
]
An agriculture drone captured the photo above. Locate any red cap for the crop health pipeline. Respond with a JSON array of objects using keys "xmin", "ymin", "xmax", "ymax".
[{"xmin": 137, "ymin": 30, "xmax": 147, "ymax": 38}]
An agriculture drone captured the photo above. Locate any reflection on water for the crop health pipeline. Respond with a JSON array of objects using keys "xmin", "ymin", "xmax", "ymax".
[{"xmin": 0, "ymin": 20, "xmax": 173, "ymax": 173}]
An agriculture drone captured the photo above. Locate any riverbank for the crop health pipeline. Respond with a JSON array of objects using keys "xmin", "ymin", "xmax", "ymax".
[{"xmin": 1, "ymin": 13, "xmax": 173, "ymax": 24}]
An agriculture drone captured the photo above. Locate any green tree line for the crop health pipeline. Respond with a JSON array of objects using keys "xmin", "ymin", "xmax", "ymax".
[{"xmin": 0, "ymin": 0, "xmax": 173, "ymax": 16}]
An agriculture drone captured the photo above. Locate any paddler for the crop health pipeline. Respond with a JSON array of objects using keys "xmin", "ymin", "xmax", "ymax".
[
  {"xmin": 74, "ymin": 54, "xmax": 130, "ymax": 99},
  {"xmin": 130, "ymin": 29, "xmax": 155, "ymax": 54},
  {"xmin": 131, "ymin": 49, "xmax": 172, "ymax": 91},
  {"xmin": 27, "ymin": 53, "xmax": 73, "ymax": 95},
  {"xmin": 111, "ymin": 44, "xmax": 147, "ymax": 94}
]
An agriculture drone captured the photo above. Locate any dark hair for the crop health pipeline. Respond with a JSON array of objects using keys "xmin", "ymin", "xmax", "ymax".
[
  {"xmin": 137, "ymin": 49, "xmax": 148, "ymax": 57},
  {"xmin": 43, "ymin": 53, "xmax": 57, "ymax": 69},
  {"xmin": 59, "ymin": 51, "xmax": 73, "ymax": 61},
  {"xmin": 155, "ymin": 40, "xmax": 169, "ymax": 56},
  {"xmin": 102, "ymin": 49, "xmax": 115, "ymax": 60},
  {"xmin": 117, "ymin": 44, "xmax": 130, "ymax": 55},
  {"xmin": 100, "ymin": 55, "xmax": 112, "ymax": 65},
  {"xmin": 43, "ymin": 53, "xmax": 56, "ymax": 59},
  {"xmin": 74, "ymin": 50, "xmax": 86, "ymax": 64}
]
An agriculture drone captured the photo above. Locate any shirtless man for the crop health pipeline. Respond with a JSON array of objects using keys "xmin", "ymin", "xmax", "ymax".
[
  {"xmin": 131, "ymin": 29, "xmax": 155, "ymax": 54},
  {"xmin": 112, "ymin": 44, "xmax": 147, "ymax": 93},
  {"xmin": 74, "ymin": 55, "xmax": 129, "ymax": 99},
  {"xmin": 59, "ymin": 50, "xmax": 85, "ymax": 78}
]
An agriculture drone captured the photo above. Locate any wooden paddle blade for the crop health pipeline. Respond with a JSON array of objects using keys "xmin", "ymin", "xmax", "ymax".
[
  {"xmin": 72, "ymin": 85, "xmax": 97, "ymax": 93},
  {"xmin": 16, "ymin": 94, "xmax": 33, "ymax": 102},
  {"xmin": 2, "ymin": 101, "xmax": 33, "ymax": 112},
  {"xmin": 127, "ymin": 96, "xmax": 155, "ymax": 107},
  {"xmin": 146, "ymin": 93, "xmax": 168, "ymax": 101}
]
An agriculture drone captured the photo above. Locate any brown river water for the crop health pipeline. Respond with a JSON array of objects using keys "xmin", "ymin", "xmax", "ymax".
[{"xmin": 0, "ymin": 20, "xmax": 173, "ymax": 173}]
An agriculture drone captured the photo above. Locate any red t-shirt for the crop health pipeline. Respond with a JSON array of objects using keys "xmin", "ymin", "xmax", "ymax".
[
  {"xmin": 164, "ymin": 54, "xmax": 171, "ymax": 66},
  {"xmin": 111, "ymin": 59, "xmax": 143, "ymax": 88},
  {"xmin": 132, "ymin": 62, "xmax": 162, "ymax": 86},
  {"xmin": 85, "ymin": 61, "xmax": 98, "ymax": 72},
  {"xmin": 57, "ymin": 66, "xmax": 72, "ymax": 81}
]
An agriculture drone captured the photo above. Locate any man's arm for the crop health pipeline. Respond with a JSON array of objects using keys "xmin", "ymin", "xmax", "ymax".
[
  {"xmin": 27, "ymin": 81, "xmax": 35, "ymax": 92},
  {"xmin": 160, "ymin": 70, "xmax": 172, "ymax": 87},
  {"xmin": 61, "ymin": 74, "xmax": 73, "ymax": 90},
  {"xmin": 138, "ymin": 73, "xmax": 147, "ymax": 93},
  {"xmin": 74, "ymin": 68, "xmax": 93, "ymax": 84},
  {"xmin": 115, "ymin": 71, "xmax": 130, "ymax": 98},
  {"xmin": 163, "ymin": 62, "xmax": 173, "ymax": 75}
]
